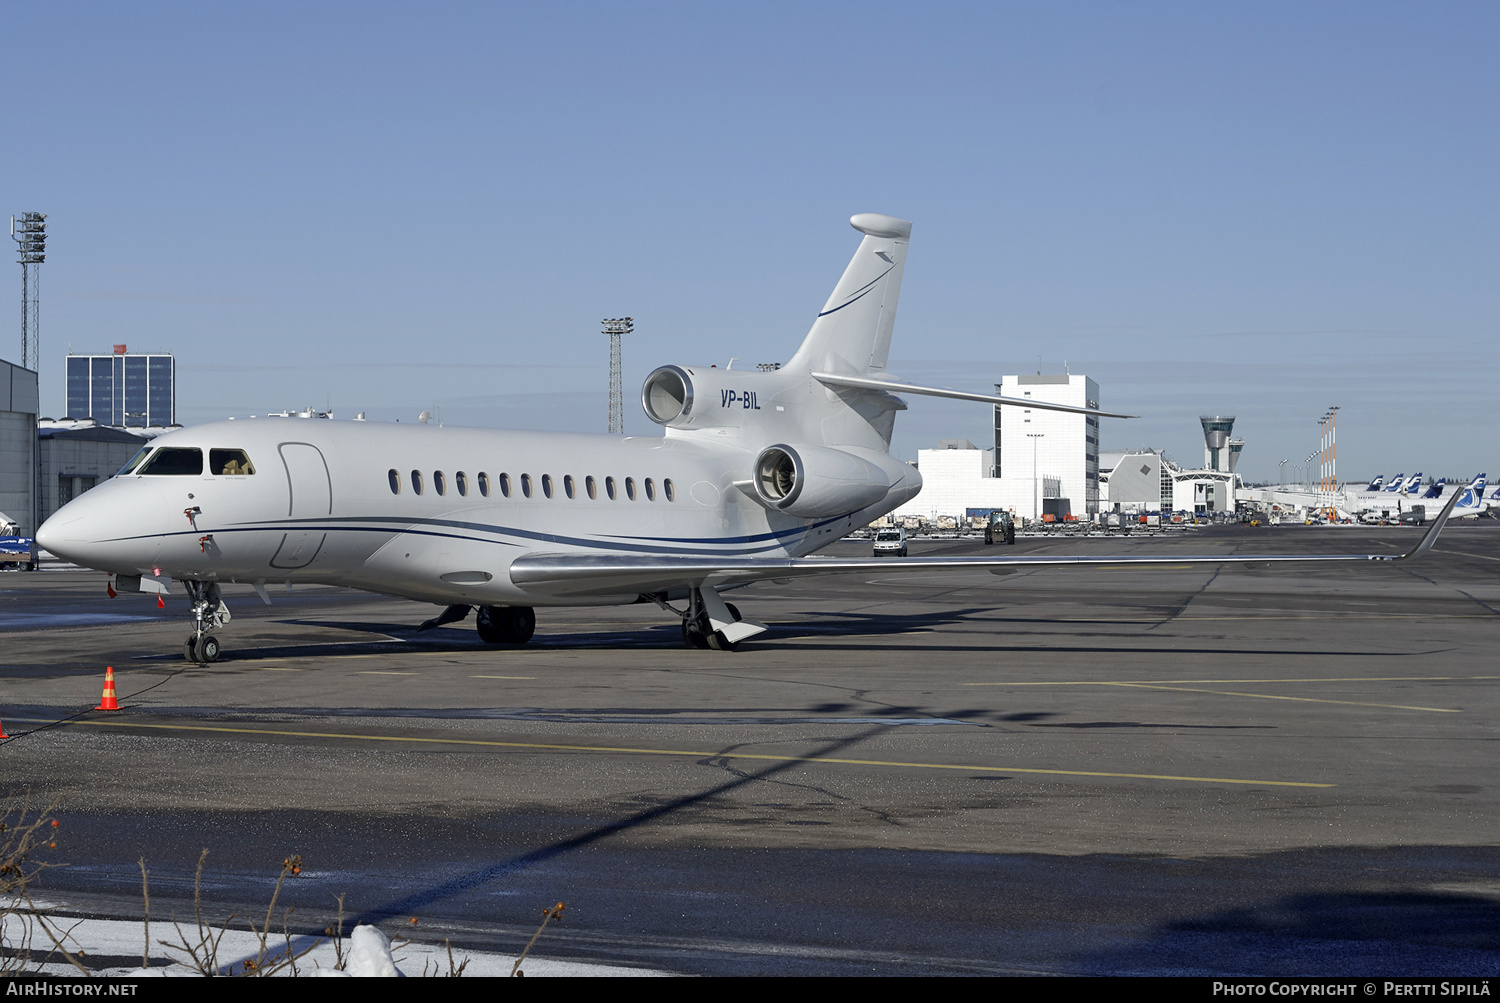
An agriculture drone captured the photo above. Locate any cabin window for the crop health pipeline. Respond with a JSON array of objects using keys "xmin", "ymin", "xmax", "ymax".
[
  {"xmin": 664, "ymin": 478, "xmax": 675, "ymax": 502},
  {"xmin": 118, "ymin": 447, "xmax": 154, "ymax": 476},
  {"xmin": 434, "ymin": 471, "xmax": 447, "ymax": 496},
  {"xmin": 586, "ymin": 476, "xmax": 598, "ymax": 500},
  {"xmin": 644, "ymin": 477, "xmax": 656, "ymax": 501},
  {"xmin": 605, "ymin": 476, "xmax": 617, "ymax": 500},
  {"xmin": 388, "ymin": 469, "xmax": 401, "ymax": 494},
  {"xmin": 541, "ymin": 474, "xmax": 554, "ymax": 498},
  {"xmin": 501, "ymin": 473, "xmax": 513, "ymax": 497},
  {"xmin": 210, "ymin": 449, "xmax": 256, "ymax": 475},
  {"xmin": 456, "ymin": 471, "xmax": 468, "ymax": 496},
  {"xmin": 624, "ymin": 477, "xmax": 635, "ymax": 500},
  {"xmin": 411, "ymin": 470, "xmax": 425, "ymax": 495},
  {"xmin": 477, "ymin": 472, "xmax": 490, "ymax": 497},
  {"xmin": 140, "ymin": 448, "xmax": 203, "ymax": 476},
  {"xmin": 563, "ymin": 475, "xmax": 576, "ymax": 499},
  {"xmin": 520, "ymin": 473, "xmax": 532, "ymax": 498}
]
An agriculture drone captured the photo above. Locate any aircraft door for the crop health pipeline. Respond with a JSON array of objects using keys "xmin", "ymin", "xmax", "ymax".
[{"xmin": 270, "ymin": 442, "xmax": 332, "ymax": 569}]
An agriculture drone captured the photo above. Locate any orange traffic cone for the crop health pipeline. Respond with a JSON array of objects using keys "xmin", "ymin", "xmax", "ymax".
[{"xmin": 96, "ymin": 667, "xmax": 120, "ymax": 711}]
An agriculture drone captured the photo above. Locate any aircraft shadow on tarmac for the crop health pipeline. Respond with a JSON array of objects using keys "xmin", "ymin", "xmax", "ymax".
[
  {"xmin": 164, "ymin": 612, "xmax": 1444, "ymax": 663},
  {"xmin": 1073, "ymin": 885, "xmax": 1500, "ymax": 975}
]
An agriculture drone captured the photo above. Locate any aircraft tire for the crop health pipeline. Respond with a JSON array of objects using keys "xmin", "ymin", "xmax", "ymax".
[
  {"xmin": 476, "ymin": 606, "xmax": 504, "ymax": 643},
  {"xmin": 183, "ymin": 635, "xmax": 199, "ymax": 663},
  {"xmin": 477, "ymin": 605, "xmax": 537, "ymax": 645},
  {"xmin": 505, "ymin": 607, "xmax": 536, "ymax": 644},
  {"xmin": 198, "ymin": 635, "xmax": 221, "ymax": 663},
  {"xmin": 681, "ymin": 620, "xmax": 711, "ymax": 649}
]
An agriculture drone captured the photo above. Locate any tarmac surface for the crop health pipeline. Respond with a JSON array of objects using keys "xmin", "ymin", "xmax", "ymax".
[{"xmin": 3, "ymin": 523, "xmax": 1499, "ymax": 975}]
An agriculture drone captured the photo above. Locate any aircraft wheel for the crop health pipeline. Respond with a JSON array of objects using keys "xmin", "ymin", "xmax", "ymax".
[
  {"xmin": 681, "ymin": 619, "xmax": 711, "ymax": 649},
  {"xmin": 476, "ymin": 606, "xmax": 504, "ymax": 643},
  {"xmin": 198, "ymin": 635, "xmax": 221, "ymax": 663},
  {"xmin": 506, "ymin": 607, "xmax": 536, "ymax": 644},
  {"xmin": 477, "ymin": 606, "xmax": 536, "ymax": 644},
  {"xmin": 183, "ymin": 635, "xmax": 199, "ymax": 663}
]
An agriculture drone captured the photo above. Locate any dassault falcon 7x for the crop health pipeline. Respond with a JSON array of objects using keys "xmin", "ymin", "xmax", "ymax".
[{"xmin": 36, "ymin": 213, "xmax": 1460, "ymax": 662}]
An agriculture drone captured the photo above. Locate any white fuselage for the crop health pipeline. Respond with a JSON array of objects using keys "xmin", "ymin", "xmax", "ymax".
[{"xmin": 37, "ymin": 417, "xmax": 921, "ymax": 608}]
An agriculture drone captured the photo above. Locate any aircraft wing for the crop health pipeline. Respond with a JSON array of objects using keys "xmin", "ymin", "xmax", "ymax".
[{"xmin": 510, "ymin": 485, "xmax": 1459, "ymax": 598}]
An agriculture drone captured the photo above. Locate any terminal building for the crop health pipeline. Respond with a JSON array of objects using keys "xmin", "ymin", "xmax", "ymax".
[{"xmin": 65, "ymin": 345, "xmax": 176, "ymax": 427}]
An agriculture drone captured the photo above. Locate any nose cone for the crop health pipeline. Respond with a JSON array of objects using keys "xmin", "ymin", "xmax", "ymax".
[{"xmin": 36, "ymin": 479, "xmax": 161, "ymax": 573}]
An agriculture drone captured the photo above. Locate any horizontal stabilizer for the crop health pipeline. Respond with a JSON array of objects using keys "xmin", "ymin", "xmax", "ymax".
[{"xmin": 811, "ymin": 372, "xmax": 1136, "ymax": 419}]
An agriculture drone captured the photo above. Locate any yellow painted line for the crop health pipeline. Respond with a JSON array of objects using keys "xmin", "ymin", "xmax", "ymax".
[
  {"xmin": 356, "ymin": 671, "xmax": 417, "ymax": 676},
  {"xmin": 4, "ymin": 717, "xmax": 1334, "ymax": 788},
  {"xmin": 1433, "ymin": 548, "xmax": 1500, "ymax": 563},
  {"xmin": 252, "ymin": 666, "xmax": 304, "ymax": 672},
  {"xmin": 968, "ymin": 676, "xmax": 1500, "ymax": 686},
  {"xmin": 471, "ymin": 675, "xmax": 535, "ymax": 680},
  {"xmin": 1093, "ymin": 682, "xmax": 1459, "ymax": 713}
]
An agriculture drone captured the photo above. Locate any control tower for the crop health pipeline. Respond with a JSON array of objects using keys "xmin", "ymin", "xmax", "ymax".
[{"xmin": 1200, "ymin": 415, "xmax": 1235, "ymax": 472}]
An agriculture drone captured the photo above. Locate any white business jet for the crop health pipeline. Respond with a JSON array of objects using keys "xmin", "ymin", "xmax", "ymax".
[{"xmin": 36, "ymin": 213, "xmax": 1461, "ymax": 663}]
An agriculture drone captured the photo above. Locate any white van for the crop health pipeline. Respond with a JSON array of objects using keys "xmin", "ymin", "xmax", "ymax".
[{"xmin": 873, "ymin": 527, "xmax": 908, "ymax": 557}]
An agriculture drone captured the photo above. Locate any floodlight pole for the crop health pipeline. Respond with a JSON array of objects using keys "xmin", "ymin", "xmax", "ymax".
[
  {"xmin": 11, "ymin": 212, "xmax": 45, "ymax": 371},
  {"xmin": 603, "ymin": 317, "xmax": 633, "ymax": 433}
]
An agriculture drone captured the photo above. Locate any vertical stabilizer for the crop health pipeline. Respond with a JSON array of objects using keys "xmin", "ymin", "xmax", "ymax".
[
  {"xmin": 785, "ymin": 214, "xmax": 911, "ymax": 376},
  {"xmin": 1456, "ymin": 474, "xmax": 1487, "ymax": 509}
]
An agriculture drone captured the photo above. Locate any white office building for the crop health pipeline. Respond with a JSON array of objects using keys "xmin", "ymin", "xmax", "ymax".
[
  {"xmin": 890, "ymin": 372, "xmax": 1101, "ymax": 524},
  {"xmin": 992, "ymin": 374, "xmax": 1100, "ymax": 518}
]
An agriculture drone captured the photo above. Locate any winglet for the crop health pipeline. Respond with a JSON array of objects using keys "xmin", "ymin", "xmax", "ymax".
[{"xmin": 1398, "ymin": 486, "xmax": 1462, "ymax": 561}]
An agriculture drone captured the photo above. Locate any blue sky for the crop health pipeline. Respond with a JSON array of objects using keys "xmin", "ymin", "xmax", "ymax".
[{"xmin": 4, "ymin": 2, "xmax": 1496, "ymax": 482}]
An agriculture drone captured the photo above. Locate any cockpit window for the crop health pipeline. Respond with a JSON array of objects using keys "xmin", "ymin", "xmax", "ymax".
[
  {"xmin": 118, "ymin": 446, "xmax": 155, "ymax": 476},
  {"xmin": 139, "ymin": 447, "xmax": 204, "ymax": 476},
  {"xmin": 210, "ymin": 449, "xmax": 256, "ymax": 475}
]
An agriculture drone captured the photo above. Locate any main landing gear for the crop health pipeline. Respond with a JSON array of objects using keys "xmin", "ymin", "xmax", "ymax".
[
  {"xmin": 682, "ymin": 601, "xmax": 743, "ymax": 650},
  {"xmin": 667, "ymin": 586, "xmax": 767, "ymax": 651},
  {"xmin": 477, "ymin": 605, "xmax": 535, "ymax": 645},
  {"xmin": 417, "ymin": 604, "xmax": 535, "ymax": 644},
  {"xmin": 182, "ymin": 581, "xmax": 231, "ymax": 664}
]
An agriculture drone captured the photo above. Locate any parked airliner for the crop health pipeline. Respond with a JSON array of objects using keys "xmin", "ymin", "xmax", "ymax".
[{"xmin": 35, "ymin": 213, "xmax": 1461, "ymax": 662}]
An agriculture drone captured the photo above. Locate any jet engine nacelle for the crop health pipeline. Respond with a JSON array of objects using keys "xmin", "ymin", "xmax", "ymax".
[
  {"xmin": 752, "ymin": 443, "xmax": 890, "ymax": 518},
  {"xmin": 641, "ymin": 364, "xmax": 794, "ymax": 431}
]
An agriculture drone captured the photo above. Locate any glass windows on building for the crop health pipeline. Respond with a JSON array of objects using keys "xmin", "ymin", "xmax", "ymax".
[{"xmin": 65, "ymin": 351, "xmax": 176, "ymax": 427}]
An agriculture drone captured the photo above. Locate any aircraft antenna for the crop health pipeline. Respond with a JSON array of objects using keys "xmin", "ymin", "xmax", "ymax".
[
  {"xmin": 603, "ymin": 316, "xmax": 632, "ymax": 433},
  {"xmin": 11, "ymin": 212, "xmax": 45, "ymax": 370}
]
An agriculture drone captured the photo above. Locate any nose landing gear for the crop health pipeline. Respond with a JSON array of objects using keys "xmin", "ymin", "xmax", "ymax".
[{"xmin": 183, "ymin": 581, "xmax": 230, "ymax": 664}]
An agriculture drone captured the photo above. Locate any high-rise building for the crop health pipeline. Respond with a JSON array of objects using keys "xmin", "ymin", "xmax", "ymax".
[{"xmin": 65, "ymin": 346, "xmax": 175, "ymax": 427}]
